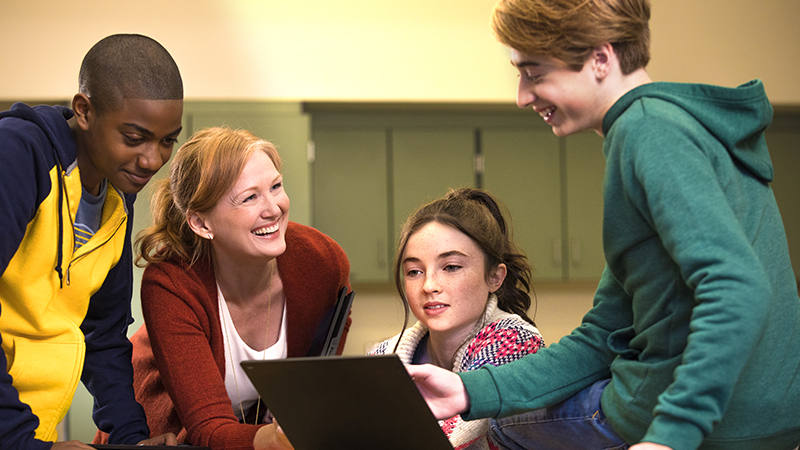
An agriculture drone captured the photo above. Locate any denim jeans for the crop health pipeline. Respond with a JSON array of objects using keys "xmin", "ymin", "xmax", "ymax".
[{"xmin": 489, "ymin": 379, "xmax": 629, "ymax": 450}]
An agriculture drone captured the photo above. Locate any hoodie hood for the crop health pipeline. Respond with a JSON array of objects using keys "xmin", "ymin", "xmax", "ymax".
[
  {"xmin": 0, "ymin": 103, "xmax": 76, "ymax": 170},
  {"xmin": 603, "ymin": 79, "xmax": 774, "ymax": 182},
  {"xmin": 0, "ymin": 103, "xmax": 75, "ymax": 286}
]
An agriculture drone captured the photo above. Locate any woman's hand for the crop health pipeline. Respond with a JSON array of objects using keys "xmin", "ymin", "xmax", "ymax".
[
  {"xmin": 253, "ymin": 422, "xmax": 294, "ymax": 450},
  {"xmin": 406, "ymin": 364, "xmax": 470, "ymax": 420},
  {"xmin": 138, "ymin": 432, "xmax": 178, "ymax": 446}
]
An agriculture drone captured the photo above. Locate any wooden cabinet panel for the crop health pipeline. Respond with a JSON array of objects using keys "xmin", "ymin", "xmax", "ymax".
[
  {"xmin": 391, "ymin": 128, "xmax": 476, "ymax": 246},
  {"xmin": 565, "ymin": 131, "xmax": 606, "ymax": 280},
  {"xmin": 312, "ymin": 129, "xmax": 391, "ymax": 282},
  {"xmin": 482, "ymin": 128, "xmax": 563, "ymax": 280}
]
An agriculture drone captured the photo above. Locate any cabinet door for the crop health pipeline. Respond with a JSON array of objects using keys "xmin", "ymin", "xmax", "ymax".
[
  {"xmin": 565, "ymin": 131, "xmax": 606, "ymax": 280},
  {"xmin": 312, "ymin": 128, "xmax": 391, "ymax": 283},
  {"xmin": 391, "ymin": 128, "xmax": 476, "ymax": 246},
  {"xmin": 482, "ymin": 128, "xmax": 563, "ymax": 280}
]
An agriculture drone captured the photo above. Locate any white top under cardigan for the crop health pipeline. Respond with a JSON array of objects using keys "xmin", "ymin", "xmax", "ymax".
[{"xmin": 218, "ymin": 284, "xmax": 288, "ymax": 422}]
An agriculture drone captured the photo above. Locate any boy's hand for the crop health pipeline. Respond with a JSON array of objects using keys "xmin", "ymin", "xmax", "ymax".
[
  {"xmin": 137, "ymin": 432, "xmax": 177, "ymax": 446},
  {"xmin": 406, "ymin": 364, "xmax": 470, "ymax": 420}
]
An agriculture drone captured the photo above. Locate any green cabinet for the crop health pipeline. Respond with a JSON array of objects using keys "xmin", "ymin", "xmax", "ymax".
[
  {"xmin": 309, "ymin": 104, "xmax": 608, "ymax": 283},
  {"xmin": 391, "ymin": 128, "xmax": 476, "ymax": 246},
  {"xmin": 481, "ymin": 128, "xmax": 562, "ymax": 280},
  {"xmin": 482, "ymin": 128, "xmax": 606, "ymax": 281},
  {"xmin": 564, "ymin": 131, "xmax": 606, "ymax": 280},
  {"xmin": 312, "ymin": 129, "xmax": 390, "ymax": 282}
]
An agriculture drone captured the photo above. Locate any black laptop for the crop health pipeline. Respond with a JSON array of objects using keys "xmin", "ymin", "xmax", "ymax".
[{"xmin": 242, "ymin": 354, "xmax": 454, "ymax": 450}]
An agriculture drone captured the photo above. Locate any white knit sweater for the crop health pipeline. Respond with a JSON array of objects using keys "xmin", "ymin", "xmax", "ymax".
[{"xmin": 370, "ymin": 296, "xmax": 544, "ymax": 450}]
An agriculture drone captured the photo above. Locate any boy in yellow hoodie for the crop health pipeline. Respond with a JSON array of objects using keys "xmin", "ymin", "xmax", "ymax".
[{"xmin": 0, "ymin": 34, "xmax": 183, "ymax": 450}]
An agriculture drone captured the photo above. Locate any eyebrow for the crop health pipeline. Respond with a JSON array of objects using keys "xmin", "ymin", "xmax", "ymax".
[
  {"xmin": 122, "ymin": 122, "xmax": 183, "ymax": 138},
  {"xmin": 402, "ymin": 250, "xmax": 469, "ymax": 265},
  {"xmin": 234, "ymin": 173, "xmax": 283, "ymax": 198},
  {"xmin": 511, "ymin": 59, "xmax": 541, "ymax": 69}
]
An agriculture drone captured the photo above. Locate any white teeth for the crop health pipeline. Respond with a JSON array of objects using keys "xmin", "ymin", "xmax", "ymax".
[
  {"xmin": 425, "ymin": 305, "xmax": 446, "ymax": 310},
  {"xmin": 253, "ymin": 224, "xmax": 279, "ymax": 236},
  {"xmin": 539, "ymin": 106, "xmax": 556, "ymax": 119}
]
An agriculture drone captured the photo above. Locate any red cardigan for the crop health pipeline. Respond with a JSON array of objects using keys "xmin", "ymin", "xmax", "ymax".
[{"xmin": 95, "ymin": 222, "xmax": 350, "ymax": 449}]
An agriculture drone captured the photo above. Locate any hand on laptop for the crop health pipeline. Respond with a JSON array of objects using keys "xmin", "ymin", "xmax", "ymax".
[
  {"xmin": 253, "ymin": 421, "xmax": 294, "ymax": 450},
  {"xmin": 406, "ymin": 364, "xmax": 470, "ymax": 420},
  {"xmin": 137, "ymin": 432, "xmax": 177, "ymax": 446}
]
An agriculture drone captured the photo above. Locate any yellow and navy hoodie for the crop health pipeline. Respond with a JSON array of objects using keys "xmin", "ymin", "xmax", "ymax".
[{"xmin": 0, "ymin": 103, "xmax": 149, "ymax": 450}]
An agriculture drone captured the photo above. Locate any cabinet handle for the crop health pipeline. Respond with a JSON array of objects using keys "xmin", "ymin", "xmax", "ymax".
[
  {"xmin": 571, "ymin": 240, "xmax": 581, "ymax": 265},
  {"xmin": 552, "ymin": 239, "xmax": 562, "ymax": 266},
  {"xmin": 377, "ymin": 238, "xmax": 386, "ymax": 270}
]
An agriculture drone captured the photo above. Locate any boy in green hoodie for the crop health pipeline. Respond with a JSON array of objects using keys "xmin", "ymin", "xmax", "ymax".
[{"xmin": 407, "ymin": 1, "xmax": 800, "ymax": 449}]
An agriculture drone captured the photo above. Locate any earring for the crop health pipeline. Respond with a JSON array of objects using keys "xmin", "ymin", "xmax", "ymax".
[{"xmin": 207, "ymin": 233, "xmax": 214, "ymax": 240}]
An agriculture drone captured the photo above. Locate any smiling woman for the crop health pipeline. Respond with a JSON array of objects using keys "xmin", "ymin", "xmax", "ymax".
[
  {"xmin": 92, "ymin": 127, "xmax": 352, "ymax": 450},
  {"xmin": 370, "ymin": 187, "xmax": 543, "ymax": 450}
]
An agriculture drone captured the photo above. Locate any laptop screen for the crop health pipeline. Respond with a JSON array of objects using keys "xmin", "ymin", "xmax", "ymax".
[{"xmin": 242, "ymin": 354, "xmax": 453, "ymax": 450}]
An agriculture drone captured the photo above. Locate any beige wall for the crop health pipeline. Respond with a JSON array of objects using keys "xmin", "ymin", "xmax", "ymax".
[{"xmin": 1, "ymin": 0, "xmax": 799, "ymax": 103}]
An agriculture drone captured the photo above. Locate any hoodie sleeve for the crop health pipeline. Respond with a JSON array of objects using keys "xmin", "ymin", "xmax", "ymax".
[
  {"xmin": 460, "ymin": 266, "xmax": 624, "ymax": 420},
  {"xmin": 80, "ymin": 194, "xmax": 150, "ymax": 444},
  {"xmin": 0, "ymin": 107, "xmax": 59, "ymax": 450}
]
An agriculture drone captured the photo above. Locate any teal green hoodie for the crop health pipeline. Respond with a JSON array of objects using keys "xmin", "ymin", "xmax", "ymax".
[{"xmin": 460, "ymin": 80, "xmax": 800, "ymax": 450}]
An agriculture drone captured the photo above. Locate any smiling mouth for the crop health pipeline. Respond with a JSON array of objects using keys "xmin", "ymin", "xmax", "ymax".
[
  {"xmin": 127, "ymin": 171, "xmax": 154, "ymax": 184},
  {"xmin": 424, "ymin": 304, "xmax": 447, "ymax": 311},
  {"xmin": 253, "ymin": 223, "xmax": 279, "ymax": 236},
  {"xmin": 538, "ymin": 106, "xmax": 556, "ymax": 120}
]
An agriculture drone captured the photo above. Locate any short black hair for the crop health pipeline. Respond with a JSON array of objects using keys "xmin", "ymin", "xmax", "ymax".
[{"xmin": 78, "ymin": 34, "xmax": 183, "ymax": 114}]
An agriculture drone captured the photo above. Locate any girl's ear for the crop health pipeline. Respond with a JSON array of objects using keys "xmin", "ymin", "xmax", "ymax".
[
  {"xmin": 488, "ymin": 263, "xmax": 507, "ymax": 293},
  {"xmin": 187, "ymin": 211, "xmax": 213, "ymax": 240}
]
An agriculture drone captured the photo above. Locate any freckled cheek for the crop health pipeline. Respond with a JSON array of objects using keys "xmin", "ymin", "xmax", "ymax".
[{"xmin": 404, "ymin": 281, "xmax": 425, "ymax": 307}]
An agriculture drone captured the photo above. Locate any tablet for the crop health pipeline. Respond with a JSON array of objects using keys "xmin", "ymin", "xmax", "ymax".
[
  {"xmin": 242, "ymin": 354, "xmax": 453, "ymax": 450},
  {"xmin": 305, "ymin": 287, "xmax": 355, "ymax": 357}
]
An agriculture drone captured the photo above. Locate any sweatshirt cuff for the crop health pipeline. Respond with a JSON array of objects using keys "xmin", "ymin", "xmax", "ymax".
[
  {"xmin": 458, "ymin": 368, "xmax": 502, "ymax": 420},
  {"xmin": 642, "ymin": 413, "xmax": 705, "ymax": 450}
]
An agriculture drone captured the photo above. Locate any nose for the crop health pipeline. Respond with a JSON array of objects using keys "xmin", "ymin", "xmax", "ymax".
[
  {"xmin": 422, "ymin": 272, "xmax": 441, "ymax": 294},
  {"xmin": 260, "ymin": 194, "xmax": 281, "ymax": 218},
  {"xmin": 138, "ymin": 142, "xmax": 168, "ymax": 173},
  {"xmin": 516, "ymin": 79, "xmax": 536, "ymax": 109}
]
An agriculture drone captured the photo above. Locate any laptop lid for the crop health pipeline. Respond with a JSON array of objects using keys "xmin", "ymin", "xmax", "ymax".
[{"xmin": 241, "ymin": 354, "xmax": 453, "ymax": 450}]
